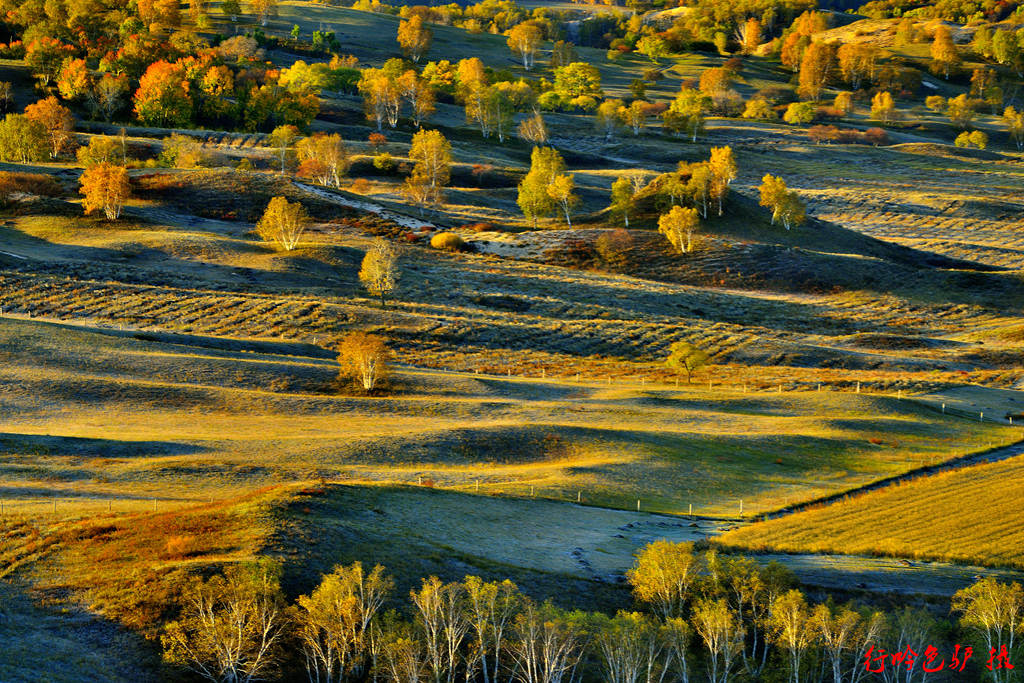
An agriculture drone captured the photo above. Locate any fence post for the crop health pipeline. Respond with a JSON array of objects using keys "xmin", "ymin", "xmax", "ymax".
[
  {"xmin": 637, "ymin": 499, "xmax": 640, "ymax": 512},
  {"xmin": 577, "ymin": 491, "xmax": 581, "ymax": 503},
  {"xmin": 856, "ymin": 381, "xmax": 861, "ymax": 393}
]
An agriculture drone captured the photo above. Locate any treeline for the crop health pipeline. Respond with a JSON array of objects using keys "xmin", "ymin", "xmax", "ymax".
[{"xmin": 159, "ymin": 540, "xmax": 1024, "ymax": 683}]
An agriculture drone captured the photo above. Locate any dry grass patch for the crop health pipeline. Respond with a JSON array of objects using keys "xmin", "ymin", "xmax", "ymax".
[{"xmin": 717, "ymin": 454, "xmax": 1024, "ymax": 569}]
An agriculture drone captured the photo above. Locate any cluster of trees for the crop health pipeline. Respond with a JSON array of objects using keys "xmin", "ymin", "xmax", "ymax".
[
  {"xmin": 758, "ymin": 175, "xmax": 805, "ymax": 230},
  {"xmin": 6, "ymin": 0, "xmax": 334, "ymax": 132},
  {"xmin": 603, "ymin": 147, "xmax": 738, "ymax": 252},
  {"xmin": 160, "ymin": 542, "xmax": 1024, "ymax": 683}
]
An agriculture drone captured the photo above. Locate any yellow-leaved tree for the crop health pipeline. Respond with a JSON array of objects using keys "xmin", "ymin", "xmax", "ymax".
[
  {"xmin": 358, "ymin": 238, "xmax": 399, "ymax": 308},
  {"xmin": 626, "ymin": 540, "xmax": 703, "ymax": 619},
  {"xmin": 658, "ymin": 205, "xmax": 700, "ymax": 253},
  {"xmin": 256, "ymin": 196, "xmax": 308, "ymax": 251},
  {"xmin": 338, "ymin": 331, "xmax": 389, "ymax": 392}
]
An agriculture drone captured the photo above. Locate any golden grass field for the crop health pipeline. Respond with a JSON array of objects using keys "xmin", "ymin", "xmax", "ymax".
[
  {"xmin": 5, "ymin": 313, "xmax": 1016, "ymax": 520},
  {"xmin": 718, "ymin": 453, "xmax": 1024, "ymax": 569}
]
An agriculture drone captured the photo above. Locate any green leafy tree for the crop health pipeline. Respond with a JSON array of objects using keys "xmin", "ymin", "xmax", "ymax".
[
  {"xmin": 663, "ymin": 88, "xmax": 709, "ymax": 142},
  {"xmin": 636, "ymin": 35, "xmax": 668, "ymax": 64},
  {"xmin": 553, "ymin": 62, "xmax": 602, "ymax": 98},
  {"xmin": 517, "ymin": 146, "xmax": 564, "ymax": 227},
  {"xmin": 608, "ymin": 176, "xmax": 635, "ymax": 228},
  {"xmin": 783, "ymin": 101, "xmax": 816, "ymax": 125},
  {"xmin": 0, "ymin": 114, "xmax": 48, "ymax": 162}
]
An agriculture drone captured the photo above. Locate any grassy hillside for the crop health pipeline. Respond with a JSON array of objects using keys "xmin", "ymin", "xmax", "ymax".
[
  {"xmin": 718, "ymin": 453, "xmax": 1024, "ymax": 569},
  {"xmin": 4, "ymin": 314, "xmax": 1015, "ymax": 520}
]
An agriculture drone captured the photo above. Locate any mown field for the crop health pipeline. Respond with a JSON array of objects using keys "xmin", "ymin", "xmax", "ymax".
[{"xmin": 718, "ymin": 453, "xmax": 1024, "ymax": 569}]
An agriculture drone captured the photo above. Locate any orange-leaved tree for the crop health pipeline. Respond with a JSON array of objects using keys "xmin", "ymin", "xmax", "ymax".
[
  {"xmin": 25, "ymin": 96, "xmax": 75, "ymax": 158},
  {"xmin": 79, "ymin": 163, "xmax": 130, "ymax": 219}
]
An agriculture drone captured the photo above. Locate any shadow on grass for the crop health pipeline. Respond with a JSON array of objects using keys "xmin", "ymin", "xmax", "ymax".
[{"xmin": 0, "ymin": 432, "xmax": 206, "ymax": 458}]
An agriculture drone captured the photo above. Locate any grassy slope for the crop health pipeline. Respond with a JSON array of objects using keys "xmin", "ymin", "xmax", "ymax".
[
  {"xmin": 717, "ymin": 454, "xmax": 1024, "ymax": 569},
  {"xmin": 1, "ymin": 314, "xmax": 1016, "ymax": 519}
]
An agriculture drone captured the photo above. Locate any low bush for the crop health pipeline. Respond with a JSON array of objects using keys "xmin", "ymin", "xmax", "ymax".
[
  {"xmin": 0, "ymin": 171, "xmax": 63, "ymax": 199},
  {"xmin": 430, "ymin": 232, "xmax": 467, "ymax": 251}
]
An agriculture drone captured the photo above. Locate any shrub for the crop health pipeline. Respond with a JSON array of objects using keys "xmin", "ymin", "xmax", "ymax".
[
  {"xmin": 0, "ymin": 171, "xmax": 62, "ymax": 200},
  {"xmin": 538, "ymin": 91, "xmax": 569, "ymax": 111},
  {"xmin": 862, "ymin": 127, "xmax": 890, "ymax": 146},
  {"xmin": 350, "ymin": 178, "xmax": 372, "ymax": 193},
  {"xmin": 570, "ymin": 95, "xmax": 598, "ymax": 112},
  {"xmin": 430, "ymin": 232, "xmax": 466, "ymax": 251},
  {"xmin": 163, "ymin": 535, "xmax": 197, "ymax": 559},
  {"xmin": 372, "ymin": 152, "xmax": 394, "ymax": 173}
]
